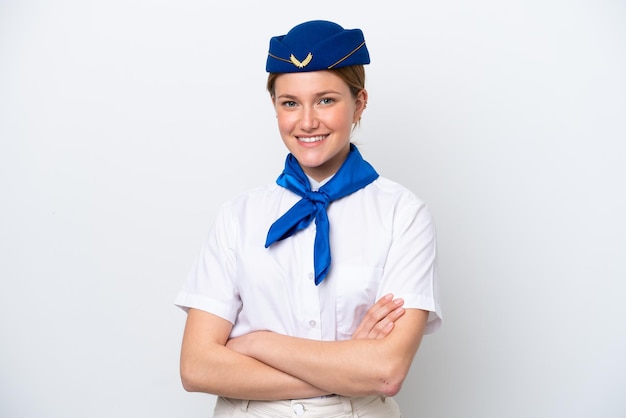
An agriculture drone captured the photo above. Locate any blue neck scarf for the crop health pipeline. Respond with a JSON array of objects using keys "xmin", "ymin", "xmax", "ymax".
[{"xmin": 265, "ymin": 144, "xmax": 379, "ymax": 285}]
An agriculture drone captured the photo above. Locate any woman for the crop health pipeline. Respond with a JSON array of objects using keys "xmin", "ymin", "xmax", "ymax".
[{"xmin": 175, "ymin": 20, "xmax": 442, "ymax": 417}]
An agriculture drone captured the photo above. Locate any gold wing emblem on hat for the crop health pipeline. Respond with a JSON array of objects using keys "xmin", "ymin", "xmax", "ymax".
[{"xmin": 289, "ymin": 53, "xmax": 313, "ymax": 68}]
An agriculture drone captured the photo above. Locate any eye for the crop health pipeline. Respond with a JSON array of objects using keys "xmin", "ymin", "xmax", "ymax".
[
  {"xmin": 319, "ymin": 97, "xmax": 334, "ymax": 105},
  {"xmin": 281, "ymin": 100, "xmax": 297, "ymax": 108}
]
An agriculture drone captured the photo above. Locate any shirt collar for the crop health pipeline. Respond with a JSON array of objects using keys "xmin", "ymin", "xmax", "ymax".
[{"xmin": 307, "ymin": 174, "xmax": 334, "ymax": 191}]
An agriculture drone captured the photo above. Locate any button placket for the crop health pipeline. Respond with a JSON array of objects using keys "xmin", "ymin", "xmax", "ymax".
[{"xmin": 300, "ymin": 223, "xmax": 321, "ymax": 339}]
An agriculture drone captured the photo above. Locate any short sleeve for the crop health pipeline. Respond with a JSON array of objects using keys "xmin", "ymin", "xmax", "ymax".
[
  {"xmin": 379, "ymin": 195, "xmax": 442, "ymax": 334},
  {"xmin": 174, "ymin": 202, "xmax": 242, "ymax": 324}
]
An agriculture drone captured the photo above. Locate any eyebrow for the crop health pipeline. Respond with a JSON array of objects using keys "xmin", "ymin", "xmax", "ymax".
[{"xmin": 276, "ymin": 90, "xmax": 342, "ymax": 100}]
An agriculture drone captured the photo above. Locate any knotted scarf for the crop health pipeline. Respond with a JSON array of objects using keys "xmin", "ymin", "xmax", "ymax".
[{"xmin": 265, "ymin": 144, "xmax": 379, "ymax": 285}]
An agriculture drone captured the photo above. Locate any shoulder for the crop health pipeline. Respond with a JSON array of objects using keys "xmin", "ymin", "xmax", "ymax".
[
  {"xmin": 367, "ymin": 176, "xmax": 428, "ymax": 208},
  {"xmin": 364, "ymin": 176, "xmax": 436, "ymax": 231},
  {"xmin": 206, "ymin": 181, "xmax": 284, "ymax": 240},
  {"xmin": 215, "ymin": 181, "xmax": 295, "ymax": 225}
]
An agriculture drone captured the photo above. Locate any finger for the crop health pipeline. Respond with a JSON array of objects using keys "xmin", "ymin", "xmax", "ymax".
[
  {"xmin": 367, "ymin": 297, "xmax": 404, "ymax": 327},
  {"xmin": 367, "ymin": 306, "xmax": 406, "ymax": 339},
  {"xmin": 354, "ymin": 297, "xmax": 404, "ymax": 339},
  {"xmin": 367, "ymin": 295, "xmax": 403, "ymax": 323},
  {"xmin": 353, "ymin": 294, "xmax": 399, "ymax": 338},
  {"xmin": 352, "ymin": 294, "xmax": 393, "ymax": 336}
]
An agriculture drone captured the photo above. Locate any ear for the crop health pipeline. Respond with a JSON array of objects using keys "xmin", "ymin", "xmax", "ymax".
[{"xmin": 353, "ymin": 89, "xmax": 369, "ymax": 123}]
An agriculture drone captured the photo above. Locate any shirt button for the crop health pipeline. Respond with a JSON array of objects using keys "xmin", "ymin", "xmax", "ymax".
[
  {"xmin": 293, "ymin": 403, "xmax": 305, "ymax": 415},
  {"xmin": 309, "ymin": 320, "xmax": 316, "ymax": 328},
  {"xmin": 308, "ymin": 272, "xmax": 314, "ymax": 280}
]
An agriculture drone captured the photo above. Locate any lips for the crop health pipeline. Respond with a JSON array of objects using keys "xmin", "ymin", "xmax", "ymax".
[{"xmin": 297, "ymin": 135, "xmax": 328, "ymax": 143}]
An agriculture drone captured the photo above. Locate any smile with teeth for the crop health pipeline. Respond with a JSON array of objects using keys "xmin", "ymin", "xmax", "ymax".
[{"xmin": 297, "ymin": 135, "xmax": 328, "ymax": 143}]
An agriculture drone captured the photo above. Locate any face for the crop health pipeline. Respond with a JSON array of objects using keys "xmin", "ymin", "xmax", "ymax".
[{"xmin": 272, "ymin": 70, "xmax": 367, "ymax": 181}]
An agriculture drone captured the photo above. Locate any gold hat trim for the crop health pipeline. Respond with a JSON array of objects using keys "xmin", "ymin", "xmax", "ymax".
[
  {"xmin": 268, "ymin": 52, "xmax": 313, "ymax": 68},
  {"xmin": 267, "ymin": 41, "xmax": 366, "ymax": 70},
  {"xmin": 327, "ymin": 41, "xmax": 366, "ymax": 69}
]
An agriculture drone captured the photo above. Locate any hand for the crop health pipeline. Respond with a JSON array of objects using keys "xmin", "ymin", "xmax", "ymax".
[{"xmin": 352, "ymin": 294, "xmax": 405, "ymax": 340}]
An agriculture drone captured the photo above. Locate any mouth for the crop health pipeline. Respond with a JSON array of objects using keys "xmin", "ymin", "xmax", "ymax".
[{"xmin": 296, "ymin": 134, "xmax": 328, "ymax": 143}]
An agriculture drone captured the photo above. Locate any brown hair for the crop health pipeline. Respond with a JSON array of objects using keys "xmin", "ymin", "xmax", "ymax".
[{"xmin": 266, "ymin": 65, "xmax": 366, "ymax": 98}]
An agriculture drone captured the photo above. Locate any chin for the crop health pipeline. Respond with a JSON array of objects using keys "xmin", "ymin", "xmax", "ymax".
[
  {"xmin": 290, "ymin": 148, "xmax": 325, "ymax": 164},
  {"xmin": 297, "ymin": 158, "xmax": 327, "ymax": 171}
]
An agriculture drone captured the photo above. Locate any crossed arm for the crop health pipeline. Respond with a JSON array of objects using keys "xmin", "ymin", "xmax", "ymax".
[{"xmin": 180, "ymin": 294, "xmax": 428, "ymax": 400}]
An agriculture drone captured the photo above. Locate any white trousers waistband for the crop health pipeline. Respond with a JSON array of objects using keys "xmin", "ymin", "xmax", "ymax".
[{"xmin": 213, "ymin": 394, "xmax": 401, "ymax": 417}]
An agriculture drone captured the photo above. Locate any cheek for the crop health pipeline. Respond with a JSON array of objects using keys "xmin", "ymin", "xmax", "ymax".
[
  {"xmin": 331, "ymin": 109, "xmax": 356, "ymax": 129},
  {"xmin": 276, "ymin": 113, "xmax": 296, "ymax": 134}
]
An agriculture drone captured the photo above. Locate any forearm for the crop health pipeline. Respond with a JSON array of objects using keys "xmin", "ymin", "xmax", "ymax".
[
  {"xmin": 231, "ymin": 309, "xmax": 427, "ymax": 397},
  {"xmin": 181, "ymin": 343, "xmax": 328, "ymax": 400},
  {"xmin": 180, "ymin": 308, "xmax": 329, "ymax": 400},
  {"xmin": 238, "ymin": 335, "xmax": 398, "ymax": 396}
]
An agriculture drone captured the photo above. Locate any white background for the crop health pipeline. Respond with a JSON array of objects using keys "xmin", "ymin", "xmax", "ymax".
[{"xmin": 1, "ymin": 1, "xmax": 625, "ymax": 417}]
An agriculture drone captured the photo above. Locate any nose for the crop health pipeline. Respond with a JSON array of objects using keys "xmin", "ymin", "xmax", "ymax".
[{"xmin": 300, "ymin": 106, "xmax": 320, "ymax": 131}]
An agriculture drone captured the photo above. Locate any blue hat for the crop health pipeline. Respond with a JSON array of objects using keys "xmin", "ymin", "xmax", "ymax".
[{"xmin": 266, "ymin": 20, "xmax": 370, "ymax": 73}]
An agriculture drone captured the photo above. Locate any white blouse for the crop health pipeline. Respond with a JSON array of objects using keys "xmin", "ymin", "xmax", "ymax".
[{"xmin": 175, "ymin": 175, "xmax": 442, "ymax": 341}]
